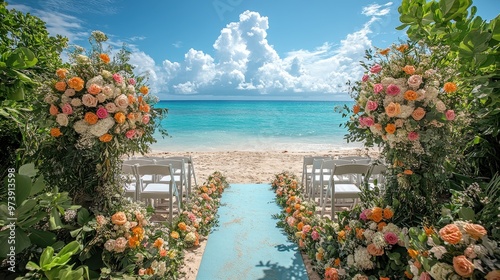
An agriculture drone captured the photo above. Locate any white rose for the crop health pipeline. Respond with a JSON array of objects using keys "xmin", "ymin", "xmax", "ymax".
[
  {"xmin": 115, "ymin": 94, "xmax": 129, "ymax": 109},
  {"xmin": 105, "ymin": 102, "xmax": 117, "ymax": 113},
  {"xmin": 97, "ymin": 93, "xmax": 107, "ymax": 103},
  {"xmin": 101, "ymin": 70, "xmax": 112, "ymax": 79},
  {"xmin": 102, "ymin": 85, "xmax": 114, "ymax": 97},
  {"xmin": 127, "ymin": 85, "xmax": 135, "ymax": 94},
  {"xmin": 64, "ymin": 89, "xmax": 76, "ymax": 97},
  {"xmin": 435, "ymin": 100, "xmax": 446, "ymax": 112},
  {"xmin": 86, "ymin": 75, "xmax": 104, "ymax": 87},
  {"xmin": 114, "ymin": 88, "xmax": 122, "ymax": 97},
  {"xmin": 70, "ymin": 98, "xmax": 82, "ymax": 107},
  {"xmin": 60, "ymin": 95, "xmax": 71, "ymax": 104},
  {"xmin": 407, "ymin": 75, "xmax": 423, "ymax": 89},
  {"xmin": 81, "ymin": 94, "xmax": 98, "ymax": 107},
  {"xmin": 56, "ymin": 113, "xmax": 69, "ymax": 126},
  {"xmin": 76, "ymin": 54, "xmax": 90, "ymax": 64}
]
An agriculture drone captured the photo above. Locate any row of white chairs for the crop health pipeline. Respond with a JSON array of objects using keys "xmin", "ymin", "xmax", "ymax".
[
  {"xmin": 302, "ymin": 156, "xmax": 387, "ymax": 219},
  {"xmin": 121, "ymin": 156, "xmax": 197, "ymax": 222}
]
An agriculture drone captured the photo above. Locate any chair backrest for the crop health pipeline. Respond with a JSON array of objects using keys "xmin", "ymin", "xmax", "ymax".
[
  {"xmin": 123, "ymin": 158, "xmax": 156, "ymax": 165},
  {"xmin": 330, "ymin": 163, "xmax": 370, "ymax": 185},
  {"xmin": 135, "ymin": 164, "xmax": 173, "ymax": 177}
]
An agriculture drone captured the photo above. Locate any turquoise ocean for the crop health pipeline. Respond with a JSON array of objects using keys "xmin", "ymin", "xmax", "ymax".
[{"xmin": 151, "ymin": 100, "xmax": 362, "ymax": 152}]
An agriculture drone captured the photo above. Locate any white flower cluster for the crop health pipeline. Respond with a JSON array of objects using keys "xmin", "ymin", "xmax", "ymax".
[{"xmin": 353, "ymin": 246, "xmax": 374, "ymax": 270}]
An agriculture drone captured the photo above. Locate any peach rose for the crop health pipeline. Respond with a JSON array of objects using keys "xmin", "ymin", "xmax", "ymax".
[
  {"xmin": 55, "ymin": 81, "xmax": 67, "ymax": 92},
  {"xmin": 385, "ymin": 102, "xmax": 401, "ymax": 117},
  {"xmin": 407, "ymin": 75, "xmax": 423, "ymax": 89},
  {"xmin": 84, "ymin": 112, "xmax": 98, "ymax": 125},
  {"xmin": 367, "ymin": 243, "xmax": 384, "ymax": 256},
  {"xmin": 464, "ymin": 223, "xmax": 487, "ymax": 240},
  {"xmin": 82, "ymin": 94, "xmax": 98, "ymax": 107},
  {"xmin": 324, "ymin": 267, "xmax": 339, "ymax": 280},
  {"xmin": 114, "ymin": 112, "xmax": 126, "ymax": 124},
  {"xmin": 99, "ymin": 133, "xmax": 112, "ymax": 142},
  {"xmin": 50, "ymin": 127, "xmax": 62, "ymax": 137},
  {"xmin": 105, "ymin": 103, "xmax": 117, "ymax": 113},
  {"xmin": 56, "ymin": 68, "xmax": 68, "ymax": 79},
  {"xmin": 49, "ymin": 104, "xmax": 59, "ymax": 116},
  {"xmin": 87, "ymin": 84, "xmax": 101, "ymax": 95},
  {"xmin": 371, "ymin": 207, "xmax": 383, "ymax": 222},
  {"xmin": 404, "ymin": 90, "xmax": 418, "ymax": 101},
  {"xmin": 383, "ymin": 207, "xmax": 393, "ymax": 219},
  {"xmin": 111, "ymin": 211, "xmax": 127, "ymax": 225},
  {"xmin": 115, "ymin": 94, "xmax": 129, "ymax": 109},
  {"xmin": 412, "ymin": 107, "xmax": 426, "ymax": 121},
  {"xmin": 453, "ymin": 255, "xmax": 474, "ymax": 277},
  {"xmin": 439, "ymin": 224, "xmax": 462, "ymax": 244},
  {"xmin": 485, "ymin": 270, "xmax": 500, "ymax": 280},
  {"xmin": 402, "ymin": 65, "xmax": 415, "ymax": 75}
]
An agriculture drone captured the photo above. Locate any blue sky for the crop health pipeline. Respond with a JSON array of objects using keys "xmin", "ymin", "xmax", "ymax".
[{"xmin": 7, "ymin": 0, "xmax": 499, "ymax": 101}]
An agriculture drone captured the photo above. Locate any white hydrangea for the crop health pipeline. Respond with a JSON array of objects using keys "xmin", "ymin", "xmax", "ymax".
[
  {"xmin": 372, "ymin": 232, "xmax": 386, "ymax": 249},
  {"xmin": 429, "ymin": 263, "xmax": 457, "ymax": 280},
  {"xmin": 381, "ymin": 77, "xmax": 395, "ymax": 87},
  {"xmin": 89, "ymin": 117, "xmax": 115, "ymax": 137},
  {"xmin": 156, "ymin": 261, "xmax": 166, "ymax": 276},
  {"xmin": 73, "ymin": 120, "xmax": 89, "ymax": 134},
  {"xmin": 87, "ymin": 75, "xmax": 104, "ymax": 87},
  {"xmin": 400, "ymin": 104, "xmax": 414, "ymax": 118},
  {"xmin": 101, "ymin": 70, "xmax": 112, "ymax": 79},
  {"xmin": 429, "ymin": 245, "xmax": 447, "ymax": 259},
  {"xmin": 368, "ymin": 222, "xmax": 378, "ymax": 231},
  {"xmin": 363, "ymin": 229, "xmax": 375, "ymax": 242},
  {"xmin": 382, "ymin": 223, "xmax": 402, "ymax": 236},
  {"xmin": 346, "ymin": 254, "xmax": 355, "ymax": 267},
  {"xmin": 354, "ymin": 246, "xmax": 374, "ymax": 270}
]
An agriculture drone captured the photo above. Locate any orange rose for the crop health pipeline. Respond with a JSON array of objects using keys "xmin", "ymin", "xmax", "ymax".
[
  {"xmin": 385, "ymin": 102, "xmax": 401, "ymax": 117},
  {"xmin": 170, "ymin": 231, "xmax": 180, "ymax": 239},
  {"xmin": 396, "ymin": 44, "xmax": 408, "ymax": 52},
  {"xmin": 443, "ymin": 82, "xmax": 457, "ymax": 93},
  {"xmin": 407, "ymin": 249, "xmax": 418, "ymax": 259},
  {"xmin": 412, "ymin": 107, "xmax": 426, "ymax": 121},
  {"xmin": 379, "ymin": 48, "xmax": 390, "ymax": 55},
  {"xmin": 55, "ymin": 81, "xmax": 67, "ymax": 91},
  {"xmin": 297, "ymin": 222, "xmax": 304, "ymax": 231},
  {"xmin": 140, "ymin": 86, "xmax": 149, "ymax": 95},
  {"xmin": 153, "ymin": 238, "xmax": 164, "ymax": 248},
  {"xmin": 371, "ymin": 207, "xmax": 383, "ymax": 222},
  {"xmin": 385, "ymin": 124, "xmax": 396, "ymax": 134},
  {"xmin": 353, "ymin": 104, "xmax": 360, "ymax": 114},
  {"xmin": 453, "ymin": 255, "xmax": 474, "ymax": 277},
  {"xmin": 139, "ymin": 103, "xmax": 150, "ymax": 113},
  {"xmin": 178, "ymin": 222, "xmax": 187, "ymax": 231},
  {"xmin": 99, "ymin": 53, "xmax": 110, "ymax": 64},
  {"xmin": 111, "ymin": 211, "xmax": 127, "ymax": 225},
  {"xmin": 50, "ymin": 127, "xmax": 62, "ymax": 137},
  {"xmin": 337, "ymin": 230, "xmax": 346, "ymax": 241},
  {"xmin": 373, "ymin": 123, "xmax": 382, "ymax": 131},
  {"xmin": 404, "ymin": 169, "xmax": 413, "ymax": 175},
  {"xmin": 464, "ymin": 223, "xmax": 487, "ymax": 240},
  {"xmin": 485, "ymin": 270, "xmax": 500, "ymax": 280},
  {"xmin": 402, "ymin": 65, "xmax": 415, "ymax": 75},
  {"xmin": 84, "ymin": 112, "xmax": 98, "ymax": 125},
  {"xmin": 49, "ymin": 104, "xmax": 59, "ymax": 116},
  {"xmin": 67, "ymin": 77, "xmax": 84, "ymax": 91},
  {"xmin": 334, "ymin": 258, "xmax": 340, "ymax": 267},
  {"xmin": 316, "ymin": 250, "xmax": 324, "ymax": 261},
  {"xmin": 403, "ymin": 90, "xmax": 418, "ymax": 101},
  {"xmin": 56, "ymin": 68, "xmax": 68, "ymax": 79},
  {"xmin": 377, "ymin": 222, "xmax": 387, "ymax": 231},
  {"xmin": 128, "ymin": 94, "xmax": 136, "ymax": 104},
  {"xmin": 114, "ymin": 112, "xmax": 126, "ymax": 124},
  {"xmin": 127, "ymin": 112, "xmax": 136, "ymax": 121},
  {"xmin": 99, "ymin": 133, "xmax": 113, "ymax": 142},
  {"xmin": 439, "ymin": 224, "xmax": 462, "ymax": 244},
  {"xmin": 356, "ymin": 228, "xmax": 364, "ymax": 239},
  {"xmin": 367, "ymin": 243, "xmax": 384, "ymax": 256},
  {"xmin": 383, "ymin": 207, "xmax": 393, "ymax": 219}
]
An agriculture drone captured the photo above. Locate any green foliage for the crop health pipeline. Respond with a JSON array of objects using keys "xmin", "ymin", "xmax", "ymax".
[{"xmin": 397, "ymin": 0, "xmax": 500, "ymax": 179}]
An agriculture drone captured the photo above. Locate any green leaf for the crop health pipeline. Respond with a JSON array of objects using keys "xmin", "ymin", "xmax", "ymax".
[
  {"xmin": 29, "ymin": 229, "xmax": 57, "ymax": 247},
  {"xmin": 14, "ymin": 227, "xmax": 31, "ymax": 254},
  {"xmin": 19, "ymin": 163, "xmax": 37, "ymax": 178},
  {"xmin": 26, "ymin": 261, "xmax": 41, "ymax": 271},
  {"xmin": 458, "ymin": 207, "xmax": 475, "ymax": 221},
  {"xmin": 49, "ymin": 207, "xmax": 63, "ymax": 230},
  {"xmin": 40, "ymin": 246, "xmax": 55, "ymax": 269},
  {"xmin": 30, "ymin": 175, "xmax": 46, "ymax": 196},
  {"xmin": 15, "ymin": 174, "xmax": 32, "ymax": 207},
  {"xmin": 16, "ymin": 199, "xmax": 37, "ymax": 219},
  {"xmin": 56, "ymin": 241, "xmax": 80, "ymax": 259},
  {"xmin": 76, "ymin": 208, "xmax": 90, "ymax": 226}
]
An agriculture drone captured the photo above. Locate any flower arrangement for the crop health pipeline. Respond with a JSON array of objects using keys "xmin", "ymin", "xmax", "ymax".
[
  {"xmin": 342, "ymin": 42, "xmax": 464, "ymax": 225},
  {"xmin": 406, "ymin": 221, "xmax": 499, "ymax": 279}
]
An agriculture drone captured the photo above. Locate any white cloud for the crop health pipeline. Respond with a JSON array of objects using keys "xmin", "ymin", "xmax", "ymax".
[{"xmin": 362, "ymin": 2, "xmax": 393, "ymax": 17}]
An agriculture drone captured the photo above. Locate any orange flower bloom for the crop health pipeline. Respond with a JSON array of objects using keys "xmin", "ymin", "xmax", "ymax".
[
  {"xmin": 50, "ymin": 127, "xmax": 62, "ymax": 137},
  {"xmin": 404, "ymin": 169, "xmax": 413, "ymax": 175},
  {"xmin": 385, "ymin": 124, "xmax": 396, "ymax": 134},
  {"xmin": 356, "ymin": 227, "xmax": 364, "ymax": 239},
  {"xmin": 404, "ymin": 271, "xmax": 413, "ymax": 279},
  {"xmin": 315, "ymin": 250, "xmax": 324, "ymax": 261},
  {"xmin": 379, "ymin": 48, "xmax": 390, "ymax": 55},
  {"xmin": 367, "ymin": 243, "xmax": 384, "ymax": 256},
  {"xmin": 99, "ymin": 133, "xmax": 113, "ymax": 142},
  {"xmin": 408, "ymin": 249, "xmax": 418, "ymax": 259},
  {"xmin": 145, "ymin": 268, "xmax": 154, "ymax": 275},
  {"xmin": 334, "ymin": 258, "xmax": 340, "ymax": 267},
  {"xmin": 464, "ymin": 223, "xmax": 487, "ymax": 240},
  {"xmin": 294, "ymin": 203, "xmax": 301, "ymax": 210},
  {"xmin": 443, "ymin": 82, "xmax": 457, "ymax": 93},
  {"xmin": 99, "ymin": 53, "xmax": 110, "ymax": 64},
  {"xmin": 153, "ymin": 238, "xmax": 164, "ymax": 248},
  {"xmin": 127, "ymin": 94, "xmax": 136, "ymax": 104},
  {"xmin": 139, "ymin": 103, "xmax": 150, "ymax": 113},
  {"xmin": 67, "ymin": 77, "xmax": 84, "ymax": 91},
  {"xmin": 453, "ymin": 255, "xmax": 474, "ymax": 277},
  {"xmin": 485, "ymin": 270, "xmax": 500, "ymax": 280},
  {"xmin": 286, "ymin": 207, "xmax": 292, "ymax": 213},
  {"xmin": 404, "ymin": 90, "xmax": 418, "ymax": 101},
  {"xmin": 127, "ymin": 112, "xmax": 136, "ymax": 120},
  {"xmin": 56, "ymin": 68, "xmax": 68, "ymax": 79},
  {"xmin": 380, "ymin": 277, "xmax": 390, "ymax": 280},
  {"xmin": 297, "ymin": 222, "xmax": 304, "ymax": 231},
  {"xmin": 110, "ymin": 211, "xmax": 127, "ymax": 225},
  {"xmin": 439, "ymin": 224, "xmax": 462, "ymax": 244},
  {"xmin": 353, "ymin": 104, "xmax": 360, "ymax": 114},
  {"xmin": 178, "ymin": 222, "xmax": 187, "ymax": 231},
  {"xmin": 170, "ymin": 231, "xmax": 180, "ymax": 239},
  {"xmin": 402, "ymin": 65, "xmax": 415, "ymax": 75},
  {"xmin": 138, "ymin": 96, "xmax": 143, "ymax": 103},
  {"xmin": 128, "ymin": 236, "xmax": 139, "ymax": 248},
  {"xmin": 114, "ymin": 112, "xmax": 126, "ymax": 124},
  {"xmin": 159, "ymin": 248, "xmax": 168, "ymax": 257},
  {"xmin": 50, "ymin": 104, "xmax": 59, "ymax": 116},
  {"xmin": 87, "ymin": 84, "xmax": 101, "ymax": 95},
  {"xmin": 371, "ymin": 207, "xmax": 383, "ymax": 222},
  {"xmin": 84, "ymin": 112, "xmax": 98, "ymax": 125},
  {"xmin": 383, "ymin": 207, "xmax": 393, "ymax": 219},
  {"xmin": 140, "ymin": 86, "xmax": 149, "ymax": 95},
  {"xmin": 55, "ymin": 81, "xmax": 67, "ymax": 91},
  {"xmin": 377, "ymin": 222, "xmax": 387, "ymax": 231},
  {"xmin": 424, "ymin": 226, "xmax": 434, "ymax": 236},
  {"xmin": 396, "ymin": 44, "xmax": 408, "ymax": 52},
  {"xmin": 337, "ymin": 230, "xmax": 346, "ymax": 241}
]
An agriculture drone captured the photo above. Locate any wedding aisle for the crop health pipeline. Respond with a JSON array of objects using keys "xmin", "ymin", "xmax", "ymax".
[{"xmin": 196, "ymin": 184, "xmax": 308, "ymax": 280}]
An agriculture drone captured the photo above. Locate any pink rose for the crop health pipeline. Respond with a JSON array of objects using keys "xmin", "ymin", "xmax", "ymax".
[
  {"xmin": 142, "ymin": 114, "xmax": 150, "ymax": 124},
  {"xmin": 311, "ymin": 230, "xmax": 320, "ymax": 241},
  {"xmin": 115, "ymin": 94, "xmax": 129, "ymax": 109},
  {"xmin": 365, "ymin": 100, "xmax": 378, "ymax": 112},
  {"xmin": 125, "ymin": 129, "xmax": 136, "ymax": 139},
  {"xmin": 81, "ymin": 94, "xmax": 98, "ymax": 107},
  {"xmin": 384, "ymin": 232, "xmax": 399, "ymax": 245},
  {"xmin": 113, "ymin": 73, "xmax": 123, "ymax": 84},
  {"xmin": 105, "ymin": 103, "xmax": 117, "ymax": 113},
  {"xmin": 61, "ymin": 103, "xmax": 73, "ymax": 115},
  {"xmin": 373, "ymin": 83, "xmax": 384, "ymax": 94},
  {"xmin": 370, "ymin": 64, "xmax": 382, "ymax": 74},
  {"xmin": 445, "ymin": 110, "xmax": 455, "ymax": 121},
  {"xmin": 96, "ymin": 107, "xmax": 108, "ymax": 119},
  {"xmin": 302, "ymin": 225, "xmax": 311, "ymax": 233},
  {"xmin": 408, "ymin": 131, "xmax": 419, "ymax": 141},
  {"xmin": 360, "ymin": 209, "xmax": 371, "ymax": 221},
  {"xmin": 419, "ymin": 272, "xmax": 431, "ymax": 280},
  {"xmin": 407, "ymin": 75, "xmax": 423, "ymax": 89},
  {"xmin": 359, "ymin": 116, "xmax": 374, "ymax": 127},
  {"xmin": 386, "ymin": 84, "xmax": 401, "ymax": 96},
  {"xmin": 128, "ymin": 78, "xmax": 136, "ymax": 85},
  {"xmin": 362, "ymin": 74, "xmax": 369, "ymax": 82}
]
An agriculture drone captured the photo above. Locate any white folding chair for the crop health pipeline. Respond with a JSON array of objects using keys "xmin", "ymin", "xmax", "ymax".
[
  {"xmin": 303, "ymin": 156, "xmax": 332, "ymax": 197},
  {"xmin": 123, "ymin": 158, "xmax": 156, "ymax": 184},
  {"xmin": 121, "ymin": 163, "xmax": 139, "ymax": 201},
  {"xmin": 321, "ymin": 162, "xmax": 370, "ymax": 218},
  {"xmin": 164, "ymin": 156, "xmax": 197, "ymax": 196},
  {"xmin": 365, "ymin": 163, "xmax": 387, "ymax": 190},
  {"xmin": 338, "ymin": 156, "xmax": 372, "ymax": 164},
  {"xmin": 309, "ymin": 158, "xmax": 352, "ymax": 202},
  {"xmin": 155, "ymin": 159, "xmax": 187, "ymax": 204},
  {"xmin": 135, "ymin": 164, "xmax": 179, "ymax": 223}
]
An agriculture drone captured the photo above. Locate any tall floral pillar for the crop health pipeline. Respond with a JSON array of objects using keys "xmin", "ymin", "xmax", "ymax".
[
  {"xmin": 40, "ymin": 31, "xmax": 166, "ymax": 208},
  {"xmin": 344, "ymin": 43, "xmax": 462, "ymax": 226}
]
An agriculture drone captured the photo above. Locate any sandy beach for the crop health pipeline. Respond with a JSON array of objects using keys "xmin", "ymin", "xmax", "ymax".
[{"xmin": 145, "ymin": 148, "xmax": 380, "ymax": 280}]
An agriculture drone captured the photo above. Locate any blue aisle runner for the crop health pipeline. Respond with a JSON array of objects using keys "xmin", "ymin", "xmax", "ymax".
[{"xmin": 196, "ymin": 184, "xmax": 308, "ymax": 280}]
